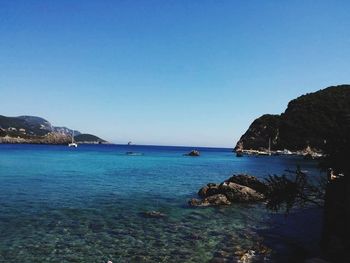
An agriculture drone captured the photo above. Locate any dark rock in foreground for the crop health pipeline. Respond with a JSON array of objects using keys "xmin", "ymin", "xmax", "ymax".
[
  {"xmin": 225, "ymin": 174, "xmax": 268, "ymax": 194},
  {"xmin": 198, "ymin": 183, "xmax": 220, "ymax": 198},
  {"xmin": 219, "ymin": 182, "xmax": 264, "ymax": 202},
  {"xmin": 190, "ymin": 174, "xmax": 266, "ymax": 207}
]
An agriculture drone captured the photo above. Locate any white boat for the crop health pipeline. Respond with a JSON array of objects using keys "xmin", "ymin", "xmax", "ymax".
[
  {"xmin": 283, "ymin": 149, "xmax": 293, "ymax": 155},
  {"xmin": 68, "ymin": 130, "xmax": 78, "ymax": 147}
]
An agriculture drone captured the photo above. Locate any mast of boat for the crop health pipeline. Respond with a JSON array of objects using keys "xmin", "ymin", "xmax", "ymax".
[
  {"xmin": 68, "ymin": 129, "xmax": 78, "ymax": 147},
  {"xmin": 268, "ymin": 137, "xmax": 271, "ymax": 156}
]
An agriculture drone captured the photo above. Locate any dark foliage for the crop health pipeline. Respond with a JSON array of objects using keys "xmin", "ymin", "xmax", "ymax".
[
  {"xmin": 74, "ymin": 134, "xmax": 105, "ymax": 143},
  {"xmin": 237, "ymin": 85, "xmax": 350, "ymax": 150},
  {"xmin": 263, "ymin": 109, "xmax": 350, "ymax": 261},
  {"xmin": 265, "ymin": 167, "xmax": 324, "ymax": 213}
]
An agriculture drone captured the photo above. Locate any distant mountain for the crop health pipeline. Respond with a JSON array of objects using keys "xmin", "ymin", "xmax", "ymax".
[
  {"xmin": 17, "ymin": 116, "xmax": 53, "ymax": 133},
  {"xmin": 53, "ymin": 126, "xmax": 81, "ymax": 136},
  {"xmin": 74, "ymin": 134, "xmax": 105, "ymax": 144},
  {"xmin": 0, "ymin": 115, "xmax": 104, "ymax": 144},
  {"xmin": 236, "ymin": 85, "xmax": 350, "ymax": 151},
  {"xmin": 0, "ymin": 115, "xmax": 48, "ymax": 136}
]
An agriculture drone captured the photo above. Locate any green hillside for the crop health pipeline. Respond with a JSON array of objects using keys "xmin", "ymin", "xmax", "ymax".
[
  {"xmin": 236, "ymin": 85, "xmax": 350, "ymax": 151},
  {"xmin": 74, "ymin": 134, "xmax": 106, "ymax": 143}
]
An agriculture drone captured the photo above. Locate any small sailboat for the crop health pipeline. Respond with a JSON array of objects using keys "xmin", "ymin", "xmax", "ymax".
[{"xmin": 68, "ymin": 130, "xmax": 78, "ymax": 147}]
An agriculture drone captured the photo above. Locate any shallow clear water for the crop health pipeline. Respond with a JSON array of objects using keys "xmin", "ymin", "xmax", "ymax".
[{"xmin": 0, "ymin": 144, "xmax": 323, "ymax": 262}]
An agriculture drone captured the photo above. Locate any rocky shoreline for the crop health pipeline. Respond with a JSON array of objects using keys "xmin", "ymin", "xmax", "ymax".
[
  {"xmin": 0, "ymin": 133, "xmax": 72, "ymax": 144},
  {"xmin": 0, "ymin": 134, "xmax": 108, "ymax": 145}
]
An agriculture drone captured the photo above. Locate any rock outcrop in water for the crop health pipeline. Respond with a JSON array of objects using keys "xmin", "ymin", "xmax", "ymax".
[
  {"xmin": 185, "ymin": 150, "xmax": 200, "ymax": 156},
  {"xmin": 235, "ymin": 85, "xmax": 350, "ymax": 151},
  {"xmin": 226, "ymin": 174, "xmax": 268, "ymax": 194},
  {"xmin": 189, "ymin": 174, "xmax": 266, "ymax": 207}
]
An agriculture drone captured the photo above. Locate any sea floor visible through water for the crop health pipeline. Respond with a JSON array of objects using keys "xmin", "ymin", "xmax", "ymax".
[{"xmin": 0, "ymin": 144, "xmax": 323, "ymax": 262}]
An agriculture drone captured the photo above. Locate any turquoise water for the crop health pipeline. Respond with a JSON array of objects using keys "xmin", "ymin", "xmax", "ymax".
[{"xmin": 0, "ymin": 144, "xmax": 323, "ymax": 262}]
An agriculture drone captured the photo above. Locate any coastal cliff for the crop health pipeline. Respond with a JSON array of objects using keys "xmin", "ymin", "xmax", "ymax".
[
  {"xmin": 0, "ymin": 115, "xmax": 105, "ymax": 144},
  {"xmin": 236, "ymin": 85, "xmax": 350, "ymax": 151},
  {"xmin": 235, "ymin": 84, "xmax": 350, "ymax": 261},
  {"xmin": 74, "ymin": 134, "xmax": 106, "ymax": 144}
]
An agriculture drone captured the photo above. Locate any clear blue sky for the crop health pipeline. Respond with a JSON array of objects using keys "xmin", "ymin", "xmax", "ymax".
[{"xmin": 1, "ymin": 1, "xmax": 349, "ymax": 147}]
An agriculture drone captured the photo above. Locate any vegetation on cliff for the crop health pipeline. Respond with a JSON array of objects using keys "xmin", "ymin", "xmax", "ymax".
[
  {"xmin": 234, "ymin": 84, "xmax": 350, "ymax": 261},
  {"xmin": 259, "ymin": 101, "xmax": 350, "ymax": 261},
  {"xmin": 74, "ymin": 134, "xmax": 106, "ymax": 143},
  {"xmin": 236, "ymin": 85, "xmax": 350, "ymax": 151}
]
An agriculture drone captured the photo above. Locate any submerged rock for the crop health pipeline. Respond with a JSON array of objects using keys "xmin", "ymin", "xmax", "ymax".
[
  {"xmin": 189, "ymin": 194, "xmax": 231, "ymax": 207},
  {"xmin": 141, "ymin": 211, "xmax": 167, "ymax": 218},
  {"xmin": 238, "ymin": 249, "xmax": 256, "ymax": 262},
  {"xmin": 88, "ymin": 221, "xmax": 104, "ymax": 232}
]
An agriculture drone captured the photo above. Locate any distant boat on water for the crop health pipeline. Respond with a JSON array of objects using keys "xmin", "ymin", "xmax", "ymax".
[
  {"xmin": 127, "ymin": 141, "xmax": 132, "ymax": 145},
  {"xmin": 126, "ymin": 152, "xmax": 143, "ymax": 156},
  {"xmin": 68, "ymin": 130, "xmax": 78, "ymax": 147},
  {"xmin": 276, "ymin": 149, "xmax": 293, "ymax": 155}
]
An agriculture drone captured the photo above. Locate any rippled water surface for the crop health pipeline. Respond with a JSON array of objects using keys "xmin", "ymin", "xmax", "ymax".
[{"xmin": 0, "ymin": 144, "xmax": 323, "ymax": 262}]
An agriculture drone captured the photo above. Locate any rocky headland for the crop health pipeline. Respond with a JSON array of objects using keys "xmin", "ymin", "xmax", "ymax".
[
  {"xmin": 235, "ymin": 85, "xmax": 350, "ymax": 153},
  {"xmin": 231, "ymin": 84, "xmax": 350, "ymax": 261},
  {"xmin": 0, "ymin": 115, "xmax": 106, "ymax": 144}
]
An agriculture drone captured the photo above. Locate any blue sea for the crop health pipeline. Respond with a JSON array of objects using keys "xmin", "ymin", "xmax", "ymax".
[{"xmin": 0, "ymin": 144, "xmax": 323, "ymax": 262}]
